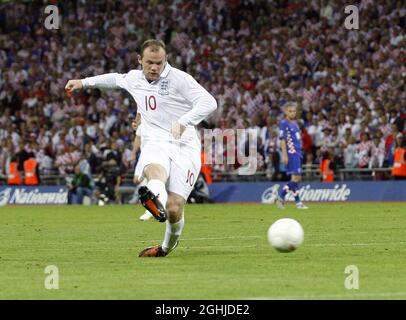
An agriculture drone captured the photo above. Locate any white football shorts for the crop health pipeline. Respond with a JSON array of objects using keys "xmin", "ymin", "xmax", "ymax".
[
  {"xmin": 134, "ymin": 156, "xmax": 144, "ymax": 178},
  {"xmin": 138, "ymin": 140, "xmax": 201, "ymax": 200}
]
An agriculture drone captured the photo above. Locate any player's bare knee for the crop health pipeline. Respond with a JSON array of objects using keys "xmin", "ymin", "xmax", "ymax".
[
  {"xmin": 166, "ymin": 201, "xmax": 181, "ymax": 221},
  {"xmin": 144, "ymin": 164, "xmax": 167, "ymax": 182},
  {"xmin": 166, "ymin": 197, "xmax": 184, "ymax": 223}
]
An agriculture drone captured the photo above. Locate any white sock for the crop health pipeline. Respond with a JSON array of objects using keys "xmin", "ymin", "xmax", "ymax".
[
  {"xmin": 140, "ymin": 210, "xmax": 152, "ymax": 217},
  {"xmin": 162, "ymin": 215, "xmax": 184, "ymax": 252},
  {"xmin": 146, "ymin": 179, "xmax": 167, "ymax": 208}
]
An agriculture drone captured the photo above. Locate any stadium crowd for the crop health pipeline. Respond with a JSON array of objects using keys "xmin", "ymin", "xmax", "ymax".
[{"xmin": 0, "ymin": 0, "xmax": 405, "ymax": 188}]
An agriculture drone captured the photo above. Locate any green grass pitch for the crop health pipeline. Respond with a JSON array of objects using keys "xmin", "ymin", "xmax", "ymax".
[{"xmin": 0, "ymin": 203, "xmax": 405, "ymax": 300}]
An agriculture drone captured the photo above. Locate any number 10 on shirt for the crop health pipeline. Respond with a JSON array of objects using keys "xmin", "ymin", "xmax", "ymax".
[{"xmin": 145, "ymin": 95, "xmax": 157, "ymax": 111}]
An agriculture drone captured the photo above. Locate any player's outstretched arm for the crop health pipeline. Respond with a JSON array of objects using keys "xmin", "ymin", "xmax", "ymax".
[
  {"xmin": 281, "ymin": 140, "xmax": 288, "ymax": 165},
  {"xmin": 65, "ymin": 73, "xmax": 130, "ymax": 93},
  {"xmin": 278, "ymin": 121, "xmax": 288, "ymax": 165}
]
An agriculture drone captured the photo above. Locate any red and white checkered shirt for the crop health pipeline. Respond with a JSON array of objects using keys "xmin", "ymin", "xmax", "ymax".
[{"xmin": 357, "ymin": 141, "xmax": 373, "ymax": 167}]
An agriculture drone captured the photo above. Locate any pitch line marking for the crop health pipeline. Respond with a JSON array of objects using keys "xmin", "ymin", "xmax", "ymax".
[
  {"xmin": 307, "ymin": 242, "xmax": 406, "ymax": 247},
  {"xmin": 140, "ymin": 235, "xmax": 406, "ymax": 247},
  {"xmin": 247, "ymin": 291, "xmax": 406, "ymax": 300},
  {"xmin": 140, "ymin": 235, "xmax": 262, "ymax": 242}
]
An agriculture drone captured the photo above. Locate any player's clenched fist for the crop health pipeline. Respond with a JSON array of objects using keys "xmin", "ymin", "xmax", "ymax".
[{"xmin": 65, "ymin": 79, "xmax": 83, "ymax": 93}]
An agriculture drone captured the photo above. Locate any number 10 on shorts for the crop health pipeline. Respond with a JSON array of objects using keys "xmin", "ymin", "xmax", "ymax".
[{"xmin": 186, "ymin": 169, "xmax": 195, "ymax": 186}]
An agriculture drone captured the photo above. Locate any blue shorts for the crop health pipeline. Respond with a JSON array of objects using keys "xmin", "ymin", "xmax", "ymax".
[{"xmin": 287, "ymin": 153, "xmax": 302, "ymax": 176}]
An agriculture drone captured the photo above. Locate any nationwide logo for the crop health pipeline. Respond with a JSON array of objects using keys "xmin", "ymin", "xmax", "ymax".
[
  {"xmin": 0, "ymin": 188, "xmax": 68, "ymax": 205},
  {"xmin": 0, "ymin": 188, "xmax": 12, "ymax": 206},
  {"xmin": 261, "ymin": 184, "xmax": 351, "ymax": 203}
]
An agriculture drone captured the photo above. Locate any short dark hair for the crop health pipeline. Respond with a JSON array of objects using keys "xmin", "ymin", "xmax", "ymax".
[{"xmin": 140, "ymin": 39, "xmax": 166, "ymax": 57}]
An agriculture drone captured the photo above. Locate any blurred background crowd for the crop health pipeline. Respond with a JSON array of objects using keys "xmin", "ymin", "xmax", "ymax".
[{"xmin": 0, "ymin": 0, "xmax": 405, "ymax": 188}]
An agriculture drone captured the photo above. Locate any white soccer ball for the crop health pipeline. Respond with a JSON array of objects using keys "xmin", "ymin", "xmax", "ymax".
[{"xmin": 267, "ymin": 218, "xmax": 304, "ymax": 252}]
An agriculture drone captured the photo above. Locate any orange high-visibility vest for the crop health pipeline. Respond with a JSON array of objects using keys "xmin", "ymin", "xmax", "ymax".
[
  {"xmin": 320, "ymin": 159, "xmax": 334, "ymax": 182},
  {"xmin": 24, "ymin": 158, "xmax": 39, "ymax": 185},
  {"xmin": 201, "ymin": 150, "xmax": 213, "ymax": 184},
  {"xmin": 7, "ymin": 161, "xmax": 22, "ymax": 185},
  {"xmin": 392, "ymin": 148, "xmax": 406, "ymax": 177}
]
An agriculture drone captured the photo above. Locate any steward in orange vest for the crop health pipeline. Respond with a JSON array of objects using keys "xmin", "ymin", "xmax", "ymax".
[
  {"xmin": 7, "ymin": 160, "xmax": 22, "ymax": 185},
  {"xmin": 392, "ymin": 147, "xmax": 406, "ymax": 178},
  {"xmin": 201, "ymin": 150, "xmax": 212, "ymax": 184},
  {"xmin": 24, "ymin": 158, "xmax": 40, "ymax": 185},
  {"xmin": 320, "ymin": 152, "xmax": 334, "ymax": 182}
]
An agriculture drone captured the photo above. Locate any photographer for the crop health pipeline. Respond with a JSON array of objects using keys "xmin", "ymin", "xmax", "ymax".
[
  {"xmin": 94, "ymin": 159, "xmax": 122, "ymax": 204},
  {"xmin": 187, "ymin": 173, "xmax": 212, "ymax": 204},
  {"xmin": 67, "ymin": 164, "xmax": 93, "ymax": 205}
]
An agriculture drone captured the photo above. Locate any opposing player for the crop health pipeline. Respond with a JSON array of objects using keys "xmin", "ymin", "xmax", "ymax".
[
  {"xmin": 272, "ymin": 103, "xmax": 308, "ymax": 209},
  {"xmin": 65, "ymin": 39, "xmax": 217, "ymax": 257}
]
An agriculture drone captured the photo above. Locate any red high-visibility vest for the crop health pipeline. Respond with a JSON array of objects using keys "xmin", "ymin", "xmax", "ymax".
[
  {"xmin": 392, "ymin": 148, "xmax": 406, "ymax": 177},
  {"xmin": 320, "ymin": 159, "xmax": 334, "ymax": 182},
  {"xmin": 7, "ymin": 161, "xmax": 22, "ymax": 185},
  {"xmin": 24, "ymin": 158, "xmax": 39, "ymax": 185},
  {"xmin": 201, "ymin": 150, "xmax": 213, "ymax": 184}
]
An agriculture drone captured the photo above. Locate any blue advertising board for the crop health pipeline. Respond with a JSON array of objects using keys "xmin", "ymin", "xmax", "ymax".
[
  {"xmin": 0, "ymin": 186, "xmax": 68, "ymax": 206},
  {"xmin": 0, "ymin": 181, "xmax": 405, "ymax": 205},
  {"xmin": 208, "ymin": 181, "xmax": 406, "ymax": 203}
]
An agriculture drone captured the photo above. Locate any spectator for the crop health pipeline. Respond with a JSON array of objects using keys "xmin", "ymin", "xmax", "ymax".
[
  {"xmin": 357, "ymin": 132, "xmax": 373, "ymax": 169},
  {"xmin": 55, "ymin": 144, "xmax": 81, "ymax": 176},
  {"xmin": 105, "ymin": 141, "xmax": 122, "ymax": 168},
  {"xmin": 369, "ymin": 135, "xmax": 386, "ymax": 169},
  {"xmin": 299, "ymin": 122, "xmax": 313, "ymax": 156},
  {"xmin": 37, "ymin": 146, "xmax": 55, "ymax": 176},
  {"xmin": 303, "ymin": 153, "xmax": 315, "ymax": 181},
  {"xmin": 344, "ymin": 136, "xmax": 358, "ymax": 169},
  {"xmin": 15, "ymin": 141, "xmax": 35, "ymax": 171},
  {"xmin": 0, "ymin": 1, "xmax": 404, "ymax": 184}
]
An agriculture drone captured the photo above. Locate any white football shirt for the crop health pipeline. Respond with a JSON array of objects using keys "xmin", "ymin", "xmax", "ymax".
[{"xmin": 81, "ymin": 63, "xmax": 217, "ymax": 147}]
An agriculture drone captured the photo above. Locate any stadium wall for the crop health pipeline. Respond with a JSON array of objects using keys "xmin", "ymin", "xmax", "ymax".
[{"xmin": 0, "ymin": 181, "xmax": 405, "ymax": 205}]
